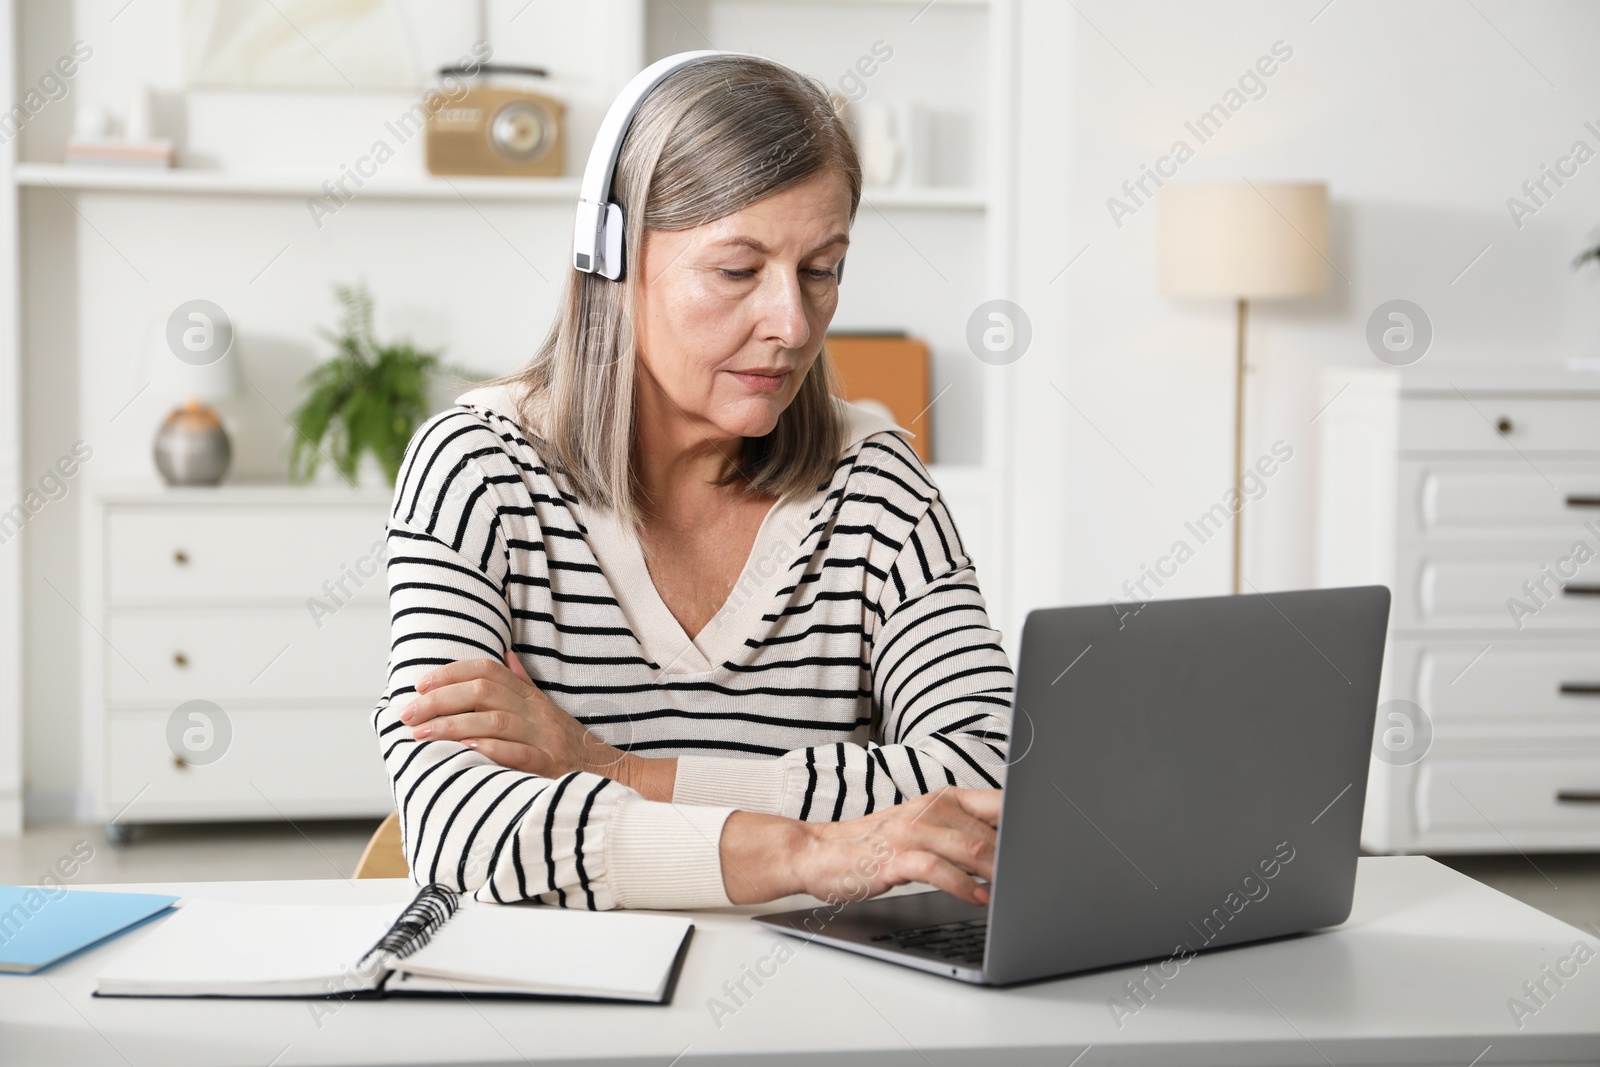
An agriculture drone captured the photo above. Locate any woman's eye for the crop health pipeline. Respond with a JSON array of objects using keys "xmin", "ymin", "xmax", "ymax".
[
  {"xmin": 719, "ymin": 268, "xmax": 756, "ymax": 280},
  {"xmin": 806, "ymin": 268, "xmax": 838, "ymax": 281}
]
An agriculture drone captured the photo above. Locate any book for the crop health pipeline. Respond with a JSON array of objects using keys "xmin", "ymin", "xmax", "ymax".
[
  {"xmin": 0, "ymin": 887, "xmax": 179, "ymax": 975},
  {"xmin": 93, "ymin": 883, "xmax": 694, "ymax": 1004},
  {"xmin": 64, "ymin": 138, "xmax": 176, "ymax": 167}
]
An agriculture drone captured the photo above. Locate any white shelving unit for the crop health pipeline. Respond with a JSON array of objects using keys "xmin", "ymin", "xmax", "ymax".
[
  {"xmin": 2, "ymin": 0, "xmax": 1018, "ymax": 827},
  {"xmin": 14, "ymin": 163, "xmax": 991, "ymax": 209}
]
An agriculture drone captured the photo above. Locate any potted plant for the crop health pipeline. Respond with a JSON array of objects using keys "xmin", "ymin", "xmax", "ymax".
[
  {"xmin": 1577, "ymin": 235, "xmax": 1600, "ymax": 272},
  {"xmin": 290, "ymin": 281, "xmax": 485, "ymax": 487}
]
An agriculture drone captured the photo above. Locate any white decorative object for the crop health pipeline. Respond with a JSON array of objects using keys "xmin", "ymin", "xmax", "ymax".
[
  {"xmin": 84, "ymin": 487, "xmax": 395, "ymax": 838},
  {"xmin": 905, "ymin": 102, "xmax": 974, "ymax": 189},
  {"xmin": 1318, "ymin": 367, "xmax": 1600, "ymax": 853},
  {"xmin": 124, "ymin": 85, "xmax": 154, "ymax": 140},
  {"xmin": 850, "ymin": 99, "xmax": 901, "ymax": 187},
  {"xmin": 72, "ymin": 102, "xmax": 113, "ymax": 139},
  {"xmin": 67, "ymin": 90, "xmax": 173, "ymax": 168}
]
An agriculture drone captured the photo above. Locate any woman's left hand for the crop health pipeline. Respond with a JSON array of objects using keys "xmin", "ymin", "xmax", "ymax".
[{"xmin": 398, "ymin": 651, "xmax": 675, "ymax": 800}]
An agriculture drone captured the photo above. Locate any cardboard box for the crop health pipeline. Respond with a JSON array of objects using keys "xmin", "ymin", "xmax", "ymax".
[{"xmin": 826, "ymin": 333, "xmax": 931, "ymax": 462}]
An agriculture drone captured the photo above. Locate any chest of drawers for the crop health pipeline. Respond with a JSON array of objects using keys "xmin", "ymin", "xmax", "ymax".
[
  {"xmin": 82, "ymin": 487, "xmax": 395, "ymax": 840},
  {"xmin": 1318, "ymin": 370, "xmax": 1600, "ymax": 853}
]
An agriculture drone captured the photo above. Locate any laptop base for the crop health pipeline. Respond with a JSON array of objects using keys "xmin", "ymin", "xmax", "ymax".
[{"xmin": 753, "ymin": 889, "xmax": 991, "ymax": 984}]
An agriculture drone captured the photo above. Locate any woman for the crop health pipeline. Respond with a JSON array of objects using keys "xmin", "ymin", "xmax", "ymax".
[{"xmin": 375, "ymin": 54, "xmax": 1013, "ymax": 911}]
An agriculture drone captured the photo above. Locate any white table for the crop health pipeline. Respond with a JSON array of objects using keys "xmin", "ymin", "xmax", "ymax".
[{"xmin": 4, "ymin": 857, "xmax": 1598, "ymax": 1066}]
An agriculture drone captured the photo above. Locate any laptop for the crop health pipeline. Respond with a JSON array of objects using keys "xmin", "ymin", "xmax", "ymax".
[{"xmin": 753, "ymin": 585, "xmax": 1391, "ymax": 986}]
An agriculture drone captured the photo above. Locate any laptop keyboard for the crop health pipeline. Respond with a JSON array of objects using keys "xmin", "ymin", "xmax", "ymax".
[{"xmin": 868, "ymin": 918, "xmax": 988, "ymax": 966}]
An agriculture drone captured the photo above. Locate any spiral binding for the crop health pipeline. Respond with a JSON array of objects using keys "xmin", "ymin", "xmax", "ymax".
[{"xmin": 361, "ymin": 883, "xmax": 460, "ymax": 966}]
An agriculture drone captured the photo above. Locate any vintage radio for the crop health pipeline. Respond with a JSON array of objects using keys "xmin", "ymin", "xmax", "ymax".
[{"xmin": 426, "ymin": 64, "xmax": 565, "ymax": 178}]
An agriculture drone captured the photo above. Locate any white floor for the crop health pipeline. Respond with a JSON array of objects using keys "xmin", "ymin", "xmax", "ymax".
[
  {"xmin": 1435, "ymin": 852, "xmax": 1600, "ymax": 938},
  {"xmin": 3, "ymin": 820, "xmax": 1599, "ymax": 938},
  {"xmin": 1, "ymin": 819, "xmax": 381, "ymax": 886}
]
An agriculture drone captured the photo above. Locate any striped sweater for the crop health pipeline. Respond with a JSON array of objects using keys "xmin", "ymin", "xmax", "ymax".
[{"xmin": 372, "ymin": 382, "xmax": 1013, "ymax": 910}]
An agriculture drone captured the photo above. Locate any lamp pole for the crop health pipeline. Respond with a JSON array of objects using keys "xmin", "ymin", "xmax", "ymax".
[{"xmin": 1233, "ymin": 297, "xmax": 1247, "ymax": 596}]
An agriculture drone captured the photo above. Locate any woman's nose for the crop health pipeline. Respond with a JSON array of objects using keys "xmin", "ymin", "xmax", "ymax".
[{"xmin": 761, "ymin": 273, "xmax": 811, "ymax": 350}]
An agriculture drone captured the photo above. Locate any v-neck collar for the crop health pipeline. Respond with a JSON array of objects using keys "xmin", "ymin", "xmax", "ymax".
[
  {"xmin": 453, "ymin": 382, "xmax": 910, "ymax": 676},
  {"xmin": 583, "ymin": 491, "xmax": 817, "ymax": 674}
]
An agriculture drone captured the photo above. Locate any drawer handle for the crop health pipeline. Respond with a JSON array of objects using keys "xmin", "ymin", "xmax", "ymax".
[
  {"xmin": 173, "ymin": 651, "xmax": 188, "ymax": 668},
  {"xmin": 1556, "ymin": 790, "xmax": 1600, "ymax": 804},
  {"xmin": 1496, "ymin": 416, "xmax": 1514, "ymax": 435},
  {"xmin": 1559, "ymin": 682, "xmax": 1600, "ymax": 695},
  {"xmin": 1567, "ymin": 495, "xmax": 1600, "ymax": 509},
  {"xmin": 173, "ymin": 549, "xmax": 189, "ymax": 565},
  {"xmin": 1561, "ymin": 585, "xmax": 1600, "ymax": 597}
]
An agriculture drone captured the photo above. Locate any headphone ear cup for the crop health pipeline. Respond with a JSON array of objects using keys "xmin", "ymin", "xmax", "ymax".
[
  {"xmin": 836, "ymin": 255, "xmax": 845, "ymax": 285},
  {"xmin": 602, "ymin": 203, "xmax": 626, "ymax": 280}
]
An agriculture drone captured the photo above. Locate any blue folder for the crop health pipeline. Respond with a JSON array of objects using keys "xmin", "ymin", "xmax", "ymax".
[{"xmin": 0, "ymin": 886, "xmax": 179, "ymax": 974}]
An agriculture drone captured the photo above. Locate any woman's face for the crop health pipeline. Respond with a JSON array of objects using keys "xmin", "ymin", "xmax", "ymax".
[{"xmin": 634, "ymin": 170, "xmax": 852, "ymax": 442}]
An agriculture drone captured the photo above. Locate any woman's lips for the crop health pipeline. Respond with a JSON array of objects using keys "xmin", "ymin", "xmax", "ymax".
[{"xmin": 729, "ymin": 370, "xmax": 789, "ymax": 393}]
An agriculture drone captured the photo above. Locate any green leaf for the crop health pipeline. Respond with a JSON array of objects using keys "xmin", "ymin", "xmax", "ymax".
[{"xmin": 287, "ymin": 279, "xmax": 457, "ymax": 488}]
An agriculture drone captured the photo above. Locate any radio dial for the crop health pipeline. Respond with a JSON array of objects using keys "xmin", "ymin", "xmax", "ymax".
[{"xmin": 492, "ymin": 103, "xmax": 548, "ymax": 160}]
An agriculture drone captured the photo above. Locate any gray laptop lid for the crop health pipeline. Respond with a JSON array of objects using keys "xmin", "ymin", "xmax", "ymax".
[{"xmin": 984, "ymin": 585, "xmax": 1389, "ymax": 985}]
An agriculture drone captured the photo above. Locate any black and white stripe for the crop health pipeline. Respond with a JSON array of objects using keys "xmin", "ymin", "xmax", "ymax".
[{"xmin": 372, "ymin": 400, "xmax": 1013, "ymax": 908}]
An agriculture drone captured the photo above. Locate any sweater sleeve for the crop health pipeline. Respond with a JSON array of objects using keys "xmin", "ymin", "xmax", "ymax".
[
  {"xmin": 372, "ymin": 413, "xmax": 735, "ymax": 909},
  {"xmin": 672, "ymin": 485, "xmax": 1014, "ymax": 820}
]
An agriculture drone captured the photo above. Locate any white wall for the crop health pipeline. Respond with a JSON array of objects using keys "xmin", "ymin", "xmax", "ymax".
[{"xmin": 1047, "ymin": 0, "xmax": 1600, "ymax": 613}]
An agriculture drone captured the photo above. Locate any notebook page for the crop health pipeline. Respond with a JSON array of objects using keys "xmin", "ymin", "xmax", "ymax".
[
  {"xmin": 96, "ymin": 899, "xmax": 406, "ymax": 996},
  {"xmin": 396, "ymin": 903, "xmax": 692, "ymax": 1000}
]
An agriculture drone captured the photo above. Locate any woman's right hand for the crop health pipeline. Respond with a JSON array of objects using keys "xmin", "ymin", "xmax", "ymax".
[{"xmin": 718, "ymin": 788, "xmax": 1002, "ymax": 907}]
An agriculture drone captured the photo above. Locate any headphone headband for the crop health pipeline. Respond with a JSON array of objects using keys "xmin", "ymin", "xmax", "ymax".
[{"xmin": 572, "ymin": 50, "xmax": 731, "ymax": 281}]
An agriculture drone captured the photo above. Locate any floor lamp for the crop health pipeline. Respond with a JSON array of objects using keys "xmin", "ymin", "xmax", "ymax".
[{"xmin": 1158, "ymin": 182, "xmax": 1329, "ymax": 594}]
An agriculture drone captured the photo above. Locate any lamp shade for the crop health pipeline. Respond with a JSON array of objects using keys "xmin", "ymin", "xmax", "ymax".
[
  {"xmin": 144, "ymin": 320, "xmax": 245, "ymax": 405},
  {"xmin": 1159, "ymin": 182, "xmax": 1329, "ymax": 300}
]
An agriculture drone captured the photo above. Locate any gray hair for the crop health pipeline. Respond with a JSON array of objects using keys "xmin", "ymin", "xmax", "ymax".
[{"xmin": 487, "ymin": 55, "xmax": 860, "ymax": 526}]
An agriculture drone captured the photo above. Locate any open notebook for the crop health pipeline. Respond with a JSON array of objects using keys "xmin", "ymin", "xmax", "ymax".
[{"xmin": 94, "ymin": 884, "xmax": 694, "ymax": 1004}]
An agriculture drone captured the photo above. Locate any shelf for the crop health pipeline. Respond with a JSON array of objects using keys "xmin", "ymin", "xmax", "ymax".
[
  {"xmin": 679, "ymin": 0, "xmax": 988, "ymax": 6},
  {"xmin": 861, "ymin": 186, "xmax": 988, "ymax": 210},
  {"xmin": 14, "ymin": 164, "xmax": 582, "ymax": 202},
  {"xmin": 14, "ymin": 163, "xmax": 987, "ymax": 211},
  {"xmin": 97, "ymin": 481, "xmax": 395, "ymax": 505}
]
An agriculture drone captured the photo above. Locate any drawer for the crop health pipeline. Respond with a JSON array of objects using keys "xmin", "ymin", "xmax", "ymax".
[
  {"xmin": 1396, "ymin": 541, "xmax": 1600, "ymax": 630},
  {"xmin": 1390, "ymin": 640, "xmax": 1600, "ymax": 726},
  {"xmin": 105, "ymin": 706, "xmax": 392, "ymax": 822},
  {"xmin": 1401, "ymin": 397, "xmax": 1600, "ymax": 453},
  {"xmin": 1416, "ymin": 755, "xmax": 1600, "ymax": 838},
  {"xmin": 106, "ymin": 605, "xmax": 390, "ymax": 704},
  {"xmin": 107, "ymin": 504, "xmax": 389, "ymax": 605},
  {"xmin": 1399, "ymin": 461, "xmax": 1600, "ymax": 538}
]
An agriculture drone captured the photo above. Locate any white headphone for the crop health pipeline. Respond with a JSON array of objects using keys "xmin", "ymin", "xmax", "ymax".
[
  {"xmin": 572, "ymin": 50, "xmax": 731, "ymax": 281},
  {"xmin": 571, "ymin": 49, "xmax": 847, "ymax": 286}
]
